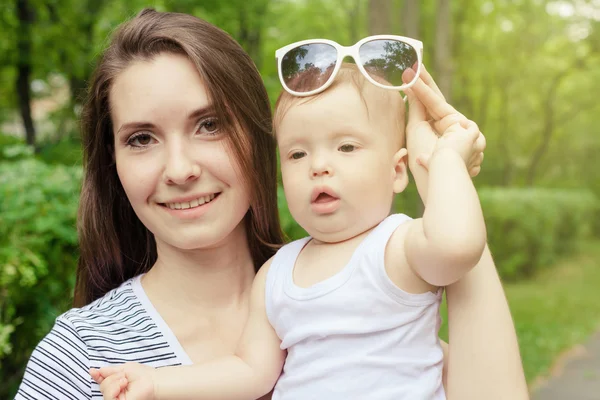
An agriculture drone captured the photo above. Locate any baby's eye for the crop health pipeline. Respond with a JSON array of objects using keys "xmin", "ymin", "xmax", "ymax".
[
  {"xmin": 290, "ymin": 151, "xmax": 306, "ymax": 160},
  {"xmin": 339, "ymin": 144, "xmax": 356, "ymax": 153}
]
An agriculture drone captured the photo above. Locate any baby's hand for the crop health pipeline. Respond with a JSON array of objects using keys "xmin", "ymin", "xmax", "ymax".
[
  {"xmin": 90, "ymin": 362, "xmax": 156, "ymax": 400},
  {"xmin": 404, "ymin": 64, "xmax": 485, "ymax": 177},
  {"xmin": 419, "ymin": 119, "xmax": 482, "ymax": 170}
]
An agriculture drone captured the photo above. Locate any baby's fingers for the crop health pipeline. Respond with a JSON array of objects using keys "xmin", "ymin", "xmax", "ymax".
[
  {"xmin": 90, "ymin": 368, "xmax": 103, "ymax": 384},
  {"xmin": 98, "ymin": 365, "xmax": 126, "ymax": 378},
  {"xmin": 99, "ymin": 372, "xmax": 128, "ymax": 400},
  {"xmin": 432, "ymin": 113, "xmax": 468, "ymax": 136},
  {"xmin": 464, "ymin": 120, "xmax": 481, "ymax": 142},
  {"xmin": 474, "ymin": 132, "xmax": 486, "ymax": 153},
  {"xmin": 468, "ymin": 165, "xmax": 482, "ymax": 178}
]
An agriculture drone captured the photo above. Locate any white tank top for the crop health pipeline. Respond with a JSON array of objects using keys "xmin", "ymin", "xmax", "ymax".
[{"xmin": 265, "ymin": 214, "xmax": 445, "ymax": 399}]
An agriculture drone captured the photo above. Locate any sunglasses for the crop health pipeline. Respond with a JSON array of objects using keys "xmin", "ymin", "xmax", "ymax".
[{"xmin": 275, "ymin": 35, "xmax": 423, "ymax": 97}]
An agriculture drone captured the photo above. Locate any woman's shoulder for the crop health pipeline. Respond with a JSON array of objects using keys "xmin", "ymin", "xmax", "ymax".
[
  {"xmin": 15, "ymin": 303, "xmax": 94, "ymax": 399},
  {"xmin": 15, "ymin": 277, "xmax": 161, "ymax": 399},
  {"xmin": 62, "ymin": 277, "xmax": 140, "ymax": 326},
  {"xmin": 16, "ymin": 281, "xmax": 147, "ymax": 399}
]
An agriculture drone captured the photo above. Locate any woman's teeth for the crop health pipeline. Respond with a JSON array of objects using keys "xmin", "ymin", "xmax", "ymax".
[{"xmin": 166, "ymin": 194, "xmax": 216, "ymax": 210}]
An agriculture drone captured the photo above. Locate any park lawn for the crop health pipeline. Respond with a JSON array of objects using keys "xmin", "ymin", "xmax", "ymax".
[{"xmin": 438, "ymin": 239, "xmax": 600, "ymax": 383}]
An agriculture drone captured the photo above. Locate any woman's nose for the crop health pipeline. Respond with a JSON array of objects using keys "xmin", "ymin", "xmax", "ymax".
[{"xmin": 163, "ymin": 143, "xmax": 201, "ymax": 185}]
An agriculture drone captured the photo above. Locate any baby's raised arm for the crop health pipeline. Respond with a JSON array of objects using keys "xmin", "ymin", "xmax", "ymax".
[
  {"xmin": 400, "ymin": 68, "xmax": 487, "ymax": 287},
  {"xmin": 94, "ymin": 259, "xmax": 285, "ymax": 400}
]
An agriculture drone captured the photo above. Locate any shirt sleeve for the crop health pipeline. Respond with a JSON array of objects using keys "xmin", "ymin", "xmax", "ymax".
[{"xmin": 15, "ymin": 315, "xmax": 92, "ymax": 400}]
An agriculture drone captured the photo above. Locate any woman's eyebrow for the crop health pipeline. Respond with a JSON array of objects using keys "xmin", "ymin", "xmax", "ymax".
[
  {"xmin": 116, "ymin": 122, "xmax": 156, "ymax": 135},
  {"xmin": 187, "ymin": 104, "xmax": 216, "ymax": 120},
  {"xmin": 116, "ymin": 104, "xmax": 216, "ymax": 135}
]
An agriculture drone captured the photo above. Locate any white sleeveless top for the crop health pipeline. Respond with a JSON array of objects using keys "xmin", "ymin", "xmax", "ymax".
[{"xmin": 265, "ymin": 214, "xmax": 445, "ymax": 399}]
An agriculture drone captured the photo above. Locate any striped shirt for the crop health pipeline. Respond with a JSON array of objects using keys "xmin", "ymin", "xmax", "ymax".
[{"xmin": 15, "ymin": 275, "xmax": 192, "ymax": 400}]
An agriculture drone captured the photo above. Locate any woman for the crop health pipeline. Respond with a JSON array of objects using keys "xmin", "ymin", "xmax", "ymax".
[{"xmin": 16, "ymin": 9, "xmax": 527, "ymax": 400}]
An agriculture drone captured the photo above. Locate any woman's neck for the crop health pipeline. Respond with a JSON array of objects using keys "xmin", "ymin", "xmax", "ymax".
[{"xmin": 142, "ymin": 222, "xmax": 256, "ymax": 313}]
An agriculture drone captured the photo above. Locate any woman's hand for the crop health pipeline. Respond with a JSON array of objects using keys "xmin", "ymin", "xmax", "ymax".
[
  {"xmin": 402, "ymin": 65, "xmax": 486, "ymax": 202},
  {"xmin": 90, "ymin": 363, "xmax": 156, "ymax": 400}
]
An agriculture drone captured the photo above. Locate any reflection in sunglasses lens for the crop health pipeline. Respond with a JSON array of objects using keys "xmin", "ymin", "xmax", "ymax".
[
  {"xmin": 358, "ymin": 40, "xmax": 418, "ymax": 87},
  {"xmin": 281, "ymin": 44, "xmax": 337, "ymax": 93}
]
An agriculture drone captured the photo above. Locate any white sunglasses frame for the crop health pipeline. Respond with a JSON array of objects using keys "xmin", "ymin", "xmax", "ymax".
[{"xmin": 275, "ymin": 35, "xmax": 423, "ymax": 97}]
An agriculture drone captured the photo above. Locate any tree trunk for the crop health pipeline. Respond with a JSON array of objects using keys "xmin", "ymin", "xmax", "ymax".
[
  {"xmin": 401, "ymin": 0, "xmax": 420, "ymax": 38},
  {"xmin": 525, "ymin": 74, "xmax": 562, "ymax": 186},
  {"xmin": 368, "ymin": 0, "xmax": 391, "ymax": 35},
  {"xmin": 238, "ymin": 2, "xmax": 267, "ymax": 70},
  {"xmin": 434, "ymin": 0, "xmax": 452, "ymax": 101},
  {"xmin": 16, "ymin": 0, "xmax": 36, "ymax": 147},
  {"xmin": 347, "ymin": 0, "xmax": 361, "ymax": 43},
  {"xmin": 71, "ymin": 1, "xmax": 106, "ymax": 104},
  {"xmin": 498, "ymin": 86, "xmax": 513, "ymax": 186}
]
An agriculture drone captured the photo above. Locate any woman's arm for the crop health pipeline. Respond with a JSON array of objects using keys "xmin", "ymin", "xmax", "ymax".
[
  {"xmin": 405, "ymin": 65, "xmax": 528, "ymax": 399},
  {"xmin": 445, "ymin": 247, "xmax": 528, "ymax": 400}
]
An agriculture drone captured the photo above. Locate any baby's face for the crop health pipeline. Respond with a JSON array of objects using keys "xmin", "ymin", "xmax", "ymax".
[{"xmin": 277, "ymin": 82, "xmax": 405, "ymax": 243}]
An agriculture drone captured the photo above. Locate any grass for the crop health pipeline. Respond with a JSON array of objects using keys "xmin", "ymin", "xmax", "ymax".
[{"xmin": 438, "ymin": 240, "xmax": 600, "ymax": 383}]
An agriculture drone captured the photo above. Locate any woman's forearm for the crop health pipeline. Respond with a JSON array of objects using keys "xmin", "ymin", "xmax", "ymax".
[{"xmin": 445, "ymin": 245, "xmax": 528, "ymax": 400}]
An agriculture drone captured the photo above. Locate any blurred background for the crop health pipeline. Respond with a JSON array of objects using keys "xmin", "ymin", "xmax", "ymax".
[{"xmin": 1, "ymin": 0, "xmax": 599, "ymax": 398}]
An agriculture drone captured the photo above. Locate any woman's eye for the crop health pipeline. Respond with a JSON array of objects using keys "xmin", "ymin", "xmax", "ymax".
[
  {"xmin": 290, "ymin": 151, "xmax": 306, "ymax": 160},
  {"xmin": 127, "ymin": 133, "xmax": 155, "ymax": 148},
  {"xmin": 198, "ymin": 118, "xmax": 220, "ymax": 135},
  {"xmin": 339, "ymin": 144, "xmax": 356, "ymax": 152}
]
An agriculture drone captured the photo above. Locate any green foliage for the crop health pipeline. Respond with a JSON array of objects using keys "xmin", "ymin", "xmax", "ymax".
[
  {"xmin": 36, "ymin": 135, "xmax": 82, "ymax": 166},
  {"xmin": 278, "ymin": 185, "xmax": 307, "ymax": 241},
  {"xmin": 0, "ymin": 134, "xmax": 30, "ymax": 161},
  {"xmin": 480, "ymin": 188, "xmax": 599, "ymax": 280},
  {"xmin": 0, "ymin": 157, "xmax": 81, "ymax": 397}
]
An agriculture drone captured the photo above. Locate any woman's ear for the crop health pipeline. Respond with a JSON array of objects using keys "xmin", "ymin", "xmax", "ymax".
[{"xmin": 392, "ymin": 148, "xmax": 409, "ymax": 193}]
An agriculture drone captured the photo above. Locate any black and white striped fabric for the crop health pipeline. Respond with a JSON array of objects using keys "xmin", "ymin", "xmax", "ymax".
[{"xmin": 16, "ymin": 275, "xmax": 192, "ymax": 399}]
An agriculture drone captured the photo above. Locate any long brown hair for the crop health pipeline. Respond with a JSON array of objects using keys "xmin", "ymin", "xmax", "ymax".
[{"xmin": 74, "ymin": 9, "xmax": 284, "ymax": 307}]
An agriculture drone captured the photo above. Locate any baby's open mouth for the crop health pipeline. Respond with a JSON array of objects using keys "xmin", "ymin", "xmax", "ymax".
[{"xmin": 313, "ymin": 192, "xmax": 338, "ymax": 203}]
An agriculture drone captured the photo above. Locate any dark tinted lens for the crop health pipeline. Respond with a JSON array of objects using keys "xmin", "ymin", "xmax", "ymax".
[
  {"xmin": 358, "ymin": 39, "xmax": 418, "ymax": 87},
  {"xmin": 280, "ymin": 43, "xmax": 337, "ymax": 93}
]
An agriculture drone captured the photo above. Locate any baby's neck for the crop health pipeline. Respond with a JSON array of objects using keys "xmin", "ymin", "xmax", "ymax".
[{"xmin": 310, "ymin": 220, "xmax": 379, "ymax": 247}]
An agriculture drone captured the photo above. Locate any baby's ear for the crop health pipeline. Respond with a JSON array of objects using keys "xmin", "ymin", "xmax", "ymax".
[{"xmin": 392, "ymin": 148, "xmax": 409, "ymax": 193}]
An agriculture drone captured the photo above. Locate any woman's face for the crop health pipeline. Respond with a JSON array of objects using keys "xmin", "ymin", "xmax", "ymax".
[{"xmin": 110, "ymin": 53, "xmax": 250, "ymax": 251}]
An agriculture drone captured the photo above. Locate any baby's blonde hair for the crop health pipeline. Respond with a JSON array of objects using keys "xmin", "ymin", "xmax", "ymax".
[{"xmin": 273, "ymin": 63, "xmax": 406, "ymax": 148}]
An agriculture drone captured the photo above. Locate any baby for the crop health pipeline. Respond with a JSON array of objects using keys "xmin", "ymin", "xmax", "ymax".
[{"xmin": 93, "ymin": 63, "xmax": 486, "ymax": 400}]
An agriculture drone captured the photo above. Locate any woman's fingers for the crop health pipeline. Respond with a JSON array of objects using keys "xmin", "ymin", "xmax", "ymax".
[
  {"xmin": 418, "ymin": 64, "xmax": 446, "ymax": 101},
  {"xmin": 403, "ymin": 68, "xmax": 458, "ymax": 121}
]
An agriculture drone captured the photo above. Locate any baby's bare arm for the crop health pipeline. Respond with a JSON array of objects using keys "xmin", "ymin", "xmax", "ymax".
[
  {"xmin": 402, "ymin": 70, "xmax": 487, "ymax": 286},
  {"xmin": 154, "ymin": 259, "xmax": 285, "ymax": 400},
  {"xmin": 404, "ymin": 141, "xmax": 487, "ymax": 286}
]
